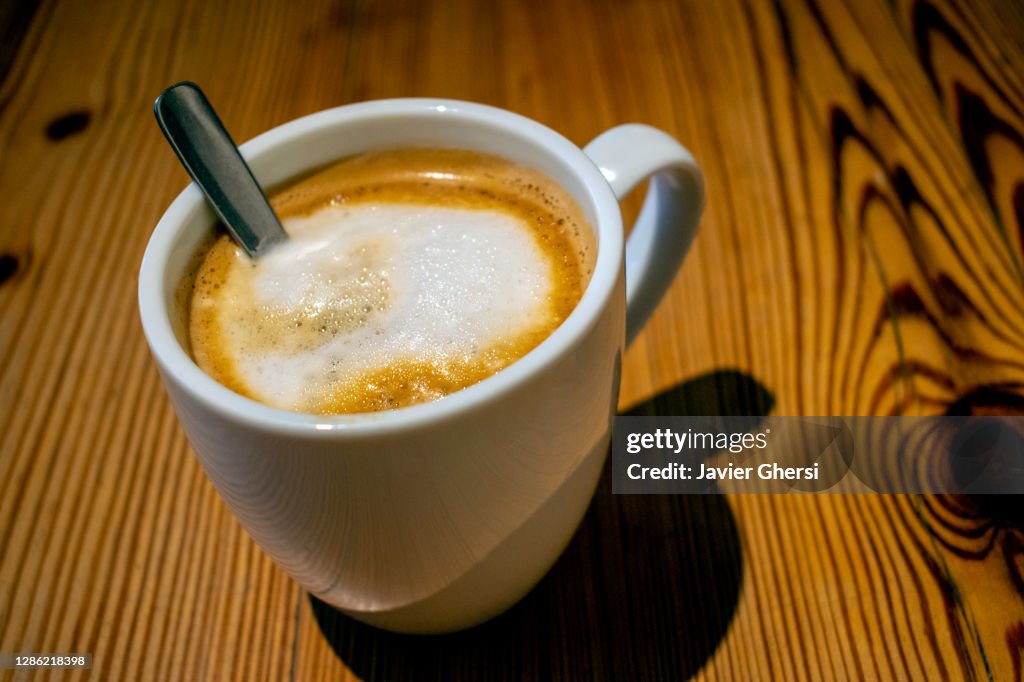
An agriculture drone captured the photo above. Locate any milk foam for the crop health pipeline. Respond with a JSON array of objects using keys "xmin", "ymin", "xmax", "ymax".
[
  {"xmin": 189, "ymin": 147, "xmax": 594, "ymax": 414},
  {"xmin": 209, "ymin": 203, "xmax": 555, "ymax": 411}
]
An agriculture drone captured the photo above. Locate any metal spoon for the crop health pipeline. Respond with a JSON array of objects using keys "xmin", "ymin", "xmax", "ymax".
[{"xmin": 154, "ymin": 82, "xmax": 287, "ymax": 258}]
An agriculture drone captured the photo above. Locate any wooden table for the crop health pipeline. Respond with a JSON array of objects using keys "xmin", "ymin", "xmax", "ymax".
[{"xmin": 2, "ymin": 0, "xmax": 1022, "ymax": 679}]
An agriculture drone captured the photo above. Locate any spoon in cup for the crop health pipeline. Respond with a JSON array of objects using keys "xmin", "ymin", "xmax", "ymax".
[{"xmin": 154, "ymin": 81, "xmax": 287, "ymax": 258}]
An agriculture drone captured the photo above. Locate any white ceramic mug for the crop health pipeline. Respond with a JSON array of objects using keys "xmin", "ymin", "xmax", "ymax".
[{"xmin": 138, "ymin": 99, "xmax": 703, "ymax": 634}]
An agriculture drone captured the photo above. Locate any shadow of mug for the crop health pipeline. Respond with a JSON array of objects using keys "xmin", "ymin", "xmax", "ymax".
[{"xmin": 311, "ymin": 475, "xmax": 741, "ymax": 681}]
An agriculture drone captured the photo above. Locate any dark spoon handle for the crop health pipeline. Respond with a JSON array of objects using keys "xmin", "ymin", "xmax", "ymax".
[{"xmin": 154, "ymin": 81, "xmax": 287, "ymax": 258}]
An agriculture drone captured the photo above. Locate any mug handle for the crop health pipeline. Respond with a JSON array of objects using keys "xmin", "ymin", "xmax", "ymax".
[{"xmin": 583, "ymin": 125, "xmax": 705, "ymax": 345}]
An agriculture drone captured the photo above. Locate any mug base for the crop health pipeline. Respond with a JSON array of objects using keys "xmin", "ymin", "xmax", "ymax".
[{"xmin": 330, "ymin": 434, "xmax": 610, "ymax": 634}]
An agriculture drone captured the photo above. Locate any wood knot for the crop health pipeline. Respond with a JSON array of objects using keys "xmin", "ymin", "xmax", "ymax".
[
  {"xmin": 0, "ymin": 253, "xmax": 21, "ymax": 285},
  {"xmin": 45, "ymin": 109, "xmax": 92, "ymax": 141}
]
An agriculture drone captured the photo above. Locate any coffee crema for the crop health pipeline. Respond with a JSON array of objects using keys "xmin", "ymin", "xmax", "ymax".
[{"xmin": 188, "ymin": 148, "xmax": 595, "ymax": 414}]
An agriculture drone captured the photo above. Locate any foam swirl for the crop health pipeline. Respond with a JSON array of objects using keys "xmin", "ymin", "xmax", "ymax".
[{"xmin": 189, "ymin": 148, "xmax": 593, "ymax": 414}]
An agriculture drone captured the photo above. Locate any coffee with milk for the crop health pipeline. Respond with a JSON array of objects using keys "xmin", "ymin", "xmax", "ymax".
[{"xmin": 187, "ymin": 148, "xmax": 595, "ymax": 414}]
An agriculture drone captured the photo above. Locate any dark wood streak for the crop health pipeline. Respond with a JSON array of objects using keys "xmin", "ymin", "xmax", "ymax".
[
  {"xmin": 869, "ymin": 281, "xmax": 1024, "ymax": 371},
  {"xmin": 823, "ymin": 493, "xmax": 888, "ymax": 679},
  {"xmin": 955, "ymin": 84, "xmax": 1023, "ymax": 199},
  {"xmin": 909, "ymin": 0, "xmax": 1024, "ymax": 282},
  {"xmin": 954, "ymin": 85, "xmax": 1024, "ymax": 252},
  {"xmin": 903, "ymin": 499, "xmax": 985, "ymax": 681},
  {"xmin": 741, "ymin": 0, "xmax": 808, "ymax": 418},
  {"xmin": 770, "ymin": 0, "xmax": 856, "ymax": 413},
  {"xmin": 1001, "ymin": 531, "xmax": 1024, "ymax": 598},
  {"xmin": 0, "ymin": 0, "xmax": 40, "ymax": 86},
  {"xmin": 831, "ymin": 114, "xmax": 925, "ymax": 414},
  {"xmin": 769, "ymin": 0, "xmax": 835, "ymax": 418},
  {"xmin": 886, "ymin": 496, "xmax": 944, "ymax": 676},
  {"xmin": 1015, "ymin": 183, "xmax": 1024, "ymax": 257},
  {"xmin": 854, "ymin": 497, "xmax": 918, "ymax": 677},
  {"xmin": 803, "ymin": 0, "xmax": 849, "ymax": 74},
  {"xmin": 933, "ymin": 273, "xmax": 972, "ymax": 317},
  {"xmin": 825, "ymin": 105, "xmax": 857, "ymax": 415},
  {"xmin": 934, "ymin": 493, "xmax": 999, "ymax": 533},
  {"xmin": 1007, "ymin": 619, "xmax": 1024, "ymax": 682},
  {"xmin": 934, "ymin": 0, "xmax": 1024, "ymax": 108},
  {"xmin": 868, "ymin": 360, "xmax": 957, "ymax": 417},
  {"xmin": 884, "ymin": 164, "xmax": 1016, "ymax": 326},
  {"xmin": 808, "ymin": 496, "xmax": 869, "ymax": 681},
  {"xmin": 920, "ymin": 495, "xmax": 1000, "ymax": 559},
  {"xmin": 911, "ymin": 0, "xmax": 1024, "ymax": 115},
  {"xmin": 876, "ymin": 497, "xmax": 954, "ymax": 681}
]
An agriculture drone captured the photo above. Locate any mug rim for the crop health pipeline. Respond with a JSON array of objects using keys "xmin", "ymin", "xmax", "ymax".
[{"xmin": 138, "ymin": 97, "xmax": 624, "ymax": 437}]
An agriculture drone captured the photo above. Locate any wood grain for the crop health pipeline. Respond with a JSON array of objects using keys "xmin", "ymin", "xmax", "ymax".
[{"xmin": 1, "ymin": 0, "xmax": 1022, "ymax": 679}]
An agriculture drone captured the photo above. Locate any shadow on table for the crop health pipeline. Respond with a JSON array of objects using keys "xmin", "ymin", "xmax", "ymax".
[{"xmin": 311, "ymin": 369, "xmax": 771, "ymax": 681}]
